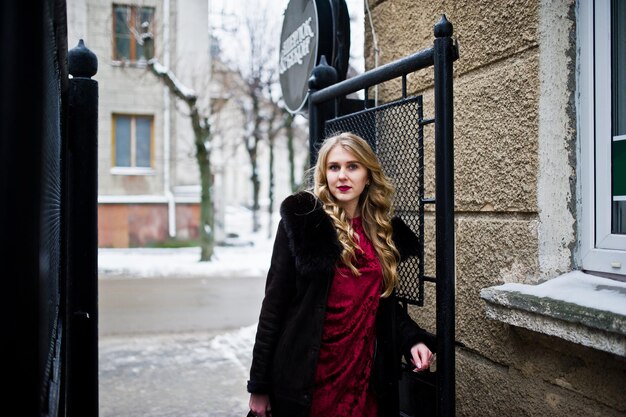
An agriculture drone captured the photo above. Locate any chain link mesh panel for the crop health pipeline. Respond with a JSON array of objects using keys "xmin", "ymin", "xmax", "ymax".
[{"xmin": 324, "ymin": 96, "xmax": 428, "ymax": 305}]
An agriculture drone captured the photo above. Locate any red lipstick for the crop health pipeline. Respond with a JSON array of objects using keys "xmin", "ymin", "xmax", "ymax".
[{"xmin": 337, "ymin": 186, "xmax": 351, "ymax": 192}]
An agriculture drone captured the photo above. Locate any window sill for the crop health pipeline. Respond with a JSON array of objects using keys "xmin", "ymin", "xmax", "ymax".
[
  {"xmin": 110, "ymin": 167, "xmax": 155, "ymax": 176},
  {"xmin": 480, "ymin": 271, "xmax": 626, "ymax": 356},
  {"xmin": 110, "ymin": 59, "xmax": 148, "ymax": 69}
]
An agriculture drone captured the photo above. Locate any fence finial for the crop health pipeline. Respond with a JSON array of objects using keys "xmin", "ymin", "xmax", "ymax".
[
  {"xmin": 68, "ymin": 39, "xmax": 98, "ymax": 78},
  {"xmin": 308, "ymin": 55, "xmax": 338, "ymax": 90},
  {"xmin": 434, "ymin": 14, "xmax": 453, "ymax": 38}
]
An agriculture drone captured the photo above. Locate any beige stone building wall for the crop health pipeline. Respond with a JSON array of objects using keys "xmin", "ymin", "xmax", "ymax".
[
  {"xmin": 68, "ymin": 0, "xmax": 170, "ymax": 196},
  {"xmin": 366, "ymin": 0, "xmax": 625, "ymax": 415},
  {"xmin": 67, "ymin": 0, "xmax": 308, "ymax": 246}
]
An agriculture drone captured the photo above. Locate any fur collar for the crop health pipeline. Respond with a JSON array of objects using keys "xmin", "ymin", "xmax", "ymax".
[{"xmin": 279, "ymin": 192, "xmax": 419, "ymax": 277}]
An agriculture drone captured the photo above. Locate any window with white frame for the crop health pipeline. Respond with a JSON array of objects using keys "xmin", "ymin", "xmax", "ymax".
[
  {"xmin": 611, "ymin": 1, "xmax": 626, "ymax": 234},
  {"xmin": 112, "ymin": 114, "xmax": 153, "ymax": 172},
  {"xmin": 579, "ymin": 0, "xmax": 626, "ymax": 275}
]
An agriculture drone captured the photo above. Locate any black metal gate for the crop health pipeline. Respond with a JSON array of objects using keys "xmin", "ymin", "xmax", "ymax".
[
  {"xmin": 1, "ymin": 1, "xmax": 99, "ymax": 415},
  {"xmin": 308, "ymin": 16, "xmax": 458, "ymax": 417}
]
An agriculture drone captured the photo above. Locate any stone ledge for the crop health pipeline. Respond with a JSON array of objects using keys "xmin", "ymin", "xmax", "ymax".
[{"xmin": 480, "ymin": 271, "xmax": 626, "ymax": 356}]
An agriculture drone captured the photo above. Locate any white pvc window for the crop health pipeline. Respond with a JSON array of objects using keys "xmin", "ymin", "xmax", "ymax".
[
  {"xmin": 611, "ymin": 0, "xmax": 626, "ymax": 235},
  {"xmin": 579, "ymin": 0, "xmax": 626, "ymax": 275}
]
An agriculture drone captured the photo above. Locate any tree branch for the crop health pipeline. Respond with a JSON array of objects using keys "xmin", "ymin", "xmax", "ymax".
[{"xmin": 148, "ymin": 59, "xmax": 198, "ymax": 103}]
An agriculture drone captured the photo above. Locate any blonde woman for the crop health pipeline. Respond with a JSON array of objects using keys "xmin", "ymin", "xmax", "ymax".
[{"xmin": 247, "ymin": 133, "xmax": 434, "ymax": 417}]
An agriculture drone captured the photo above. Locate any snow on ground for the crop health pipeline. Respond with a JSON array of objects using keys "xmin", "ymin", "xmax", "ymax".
[
  {"xmin": 98, "ymin": 244, "xmax": 272, "ymax": 279},
  {"xmin": 100, "ymin": 326, "xmax": 257, "ymax": 417}
]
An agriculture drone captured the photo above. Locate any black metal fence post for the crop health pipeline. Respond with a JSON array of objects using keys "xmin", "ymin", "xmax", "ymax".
[
  {"xmin": 308, "ymin": 55, "xmax": 338, "ymax": 168},
  {"xmin": 65, "ymin": 39, "xmax": 99, "ymax": 417},
  {"xmin": 433, "ymin": 15, "xmax": 456, "ymax": 417}
]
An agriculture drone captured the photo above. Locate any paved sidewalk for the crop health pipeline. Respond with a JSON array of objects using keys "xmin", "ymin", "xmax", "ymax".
[
  {"xmin": 98, "ymin": 245, "xmax": 269, "ymax": 417},
  {"xmin": 99, "ymin": 327, "xmax": 255, "ymax": 417}
]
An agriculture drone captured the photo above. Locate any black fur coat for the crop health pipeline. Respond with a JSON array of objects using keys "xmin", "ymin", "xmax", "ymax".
[{"xmin": 247, "ymin": 192, "xmax": 435, "ymax": 417}]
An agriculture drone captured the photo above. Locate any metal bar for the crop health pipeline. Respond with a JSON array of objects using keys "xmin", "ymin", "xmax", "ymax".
[
  {"xmin": 402, "ymin": 74, "xmax": 407, "ymax": 98},
  {"xmin": 397, "ymin": 296, "xmax": 419, "ymax": 306},
  {"xmin": 423, "ymin": 275, "xmax": 437, "ymax": 282},
  {"xmin": 421, "ymin": 118, "xmax": 435, "ymax": 125},
  {"xmin": 422, "ymin": 198, "xmax": 436, "ymax": 204},
  {"xmin": 310, "ymin": 47, "xmax": 434, "ymax": 104},
  {"xmin": 433, "ymin": 16, "xmax": 456, "ymax": 417},
  {"xmin": 308, "ymin": 57, "xmax": 338, "ymax": 168},
  {"xmin": 309, "ymin": 101, "xmax": 324, "ymax": 169},
  {"xmin": 418, "ymin": 95, "xmax": 425, "ymax": 306}
]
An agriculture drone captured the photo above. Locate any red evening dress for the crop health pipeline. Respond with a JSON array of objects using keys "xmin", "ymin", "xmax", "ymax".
[{"xmin": 309, "ymin": 216, "xmax": 382, "ymax": 417}]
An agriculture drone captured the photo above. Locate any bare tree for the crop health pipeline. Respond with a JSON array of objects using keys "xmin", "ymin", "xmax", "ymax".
[
  {"xmin": 211, "ymin": 0, "xmax": 309, "ymax": 236},
  {"xmin": 285, "ymin": 112, "xmax": 297, "ymax": 193},
  {"xmin": 265, "ymin": 89, "xmax": 293, "ymax": 237},
  {"xmin": 142, "ymin": 28, "xmax": 217, "ymax": 261},
  {"xmin": 221, "ymin": 3, "xmax": 282, "ymax": 233},
  {"xmin": 286, "ymin": 114, "xmax": 310, "ymax": 192}
]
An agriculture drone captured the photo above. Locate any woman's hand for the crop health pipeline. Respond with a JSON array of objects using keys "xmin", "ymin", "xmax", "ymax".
[
  {"xmin": 249, "ymin": 393, "xmax": 272, "ymax": 417},
  {"xmin": 410, "ymin": 342, "xmax": 433, "ymax": 372}
]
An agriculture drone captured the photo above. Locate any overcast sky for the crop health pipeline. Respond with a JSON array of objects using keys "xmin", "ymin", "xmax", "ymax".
[{"xmin": 209, "ymin": 0, "xmax": 365, "ymax": 74}]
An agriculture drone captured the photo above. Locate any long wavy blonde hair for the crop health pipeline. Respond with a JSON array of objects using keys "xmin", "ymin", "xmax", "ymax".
[{"xmin": 312, "ymin": 132, "xmax": 400, "ymax": 297}]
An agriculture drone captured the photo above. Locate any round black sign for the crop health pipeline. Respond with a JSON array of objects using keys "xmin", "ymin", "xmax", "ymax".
[
  {"xmin": 279, "ymin": 0, "xmax": 319, "ymax": 113},
  {"xmin": 279, "ymin": 0, "xmax": 350, "ymax": 114}
]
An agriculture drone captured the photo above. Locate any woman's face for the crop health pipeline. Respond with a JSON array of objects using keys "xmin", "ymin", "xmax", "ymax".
[{"xmin": 325, "ymin": 145, "xmax": 369, "ymax": 217}]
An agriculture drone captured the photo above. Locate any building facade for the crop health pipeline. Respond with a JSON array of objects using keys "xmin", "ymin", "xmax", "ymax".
[
  {"xmin": 366, "ymin": 0, "xmax": 625, "ymax": 415},
  {"xmin": 67, "ymin": 0, "xmax": 306, "ymax": 247}
]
